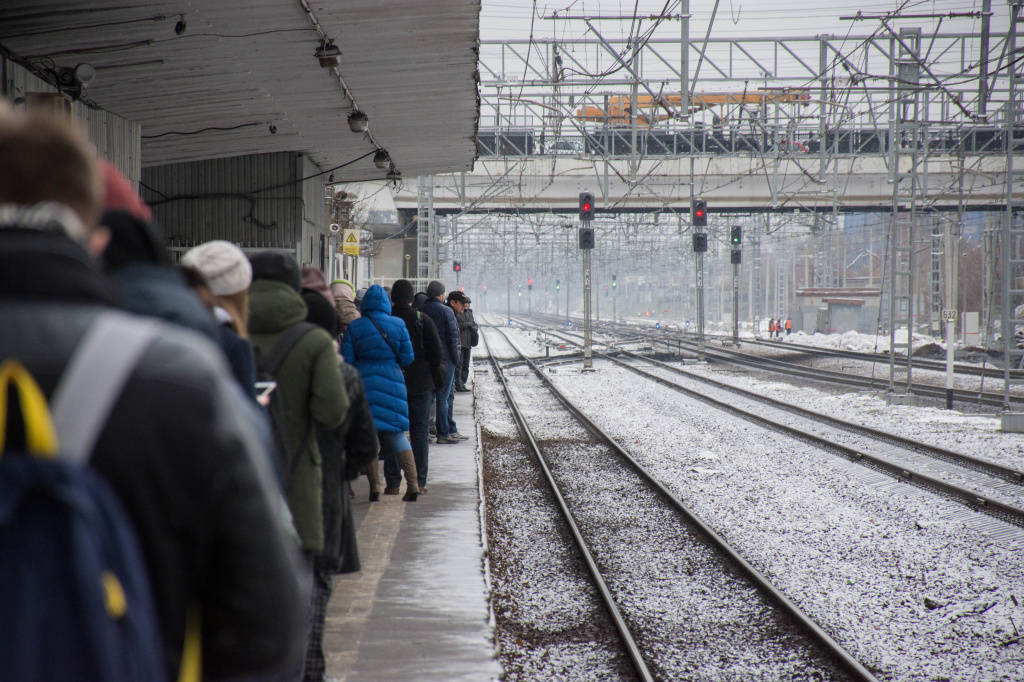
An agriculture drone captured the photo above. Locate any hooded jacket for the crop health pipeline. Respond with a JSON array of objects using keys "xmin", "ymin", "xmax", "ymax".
[
  {"xmin": 330, "ymin": 279, "xmax": 361, "ymax": 330},
  {"xmin": 340, "ymin": 285, "xmax": 414, "ymax": 433},
  {"xmin": 248, "ymin": 280, "xmax": 349, "ymax": 552},
  {"xmin": 301, "ymin": 267, "xmax": 333, "ymax": 304},
  {"xmin": 0, "ymin": 228, "xmax": 306, "ymax": 680}
]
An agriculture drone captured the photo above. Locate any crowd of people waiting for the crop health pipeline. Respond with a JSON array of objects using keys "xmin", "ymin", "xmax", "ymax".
[{"xmin": 0, "ymin": 107, "xmax": 479, "ymax": 681}]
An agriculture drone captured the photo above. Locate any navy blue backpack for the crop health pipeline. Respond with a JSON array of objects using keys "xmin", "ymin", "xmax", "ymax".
[{"xmin": 0, "ymin": 314, "xmax": 169, "ymax": 682}]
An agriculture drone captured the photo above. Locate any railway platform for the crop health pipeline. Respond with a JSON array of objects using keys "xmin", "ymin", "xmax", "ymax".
[{"xmin": 322, "ymin": 389, "xmax": 502, "ymax": 682}]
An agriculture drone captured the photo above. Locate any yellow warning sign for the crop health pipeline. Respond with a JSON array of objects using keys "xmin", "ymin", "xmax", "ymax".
[{"xmin": 342, "ymin": 229, "xmax": 360, "ymax": 256}]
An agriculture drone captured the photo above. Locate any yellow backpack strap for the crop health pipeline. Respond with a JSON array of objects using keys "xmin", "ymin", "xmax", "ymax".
[
  {"xmin": 0, "ymin": 359, "xmax": 59, "ymax": 457},
  {"xmin": 178, "ymin": 606, "xmax": 202, "ymax": 682}
]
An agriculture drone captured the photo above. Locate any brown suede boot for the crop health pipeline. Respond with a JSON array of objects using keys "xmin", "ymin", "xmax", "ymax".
[
  {"xmin": 365, "ymin": 459, "xmax": 381, "ymax": 502},
  {"xmin": 398, "ymin": 450, "xmax": 419, "ymax": 501}
]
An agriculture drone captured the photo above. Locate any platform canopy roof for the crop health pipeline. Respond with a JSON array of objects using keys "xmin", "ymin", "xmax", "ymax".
[{"xmin": 0, "ymin": 0, "xmax": 481, "ymax": 180}]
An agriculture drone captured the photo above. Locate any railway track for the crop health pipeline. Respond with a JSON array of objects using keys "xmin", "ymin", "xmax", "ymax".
[
  {"xmin": 736, "ymin": 336, "xmax": 1013, "ymax": 381},
  {"xmin": 511, "ymin": 318, "xmax": 1024, "ymax": 537},
  {"xmin": 527, "ymin": 314, "xmax": 1014, "ymax": 409},
  {"xmin": 482, "ymin": 324, "xmax": 880, "ymax": 682}
]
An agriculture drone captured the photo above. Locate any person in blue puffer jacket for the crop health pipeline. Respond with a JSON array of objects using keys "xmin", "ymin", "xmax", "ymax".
[{"xmin": 340, "ymin": 284, "xmax": 419, "ymax": 501}]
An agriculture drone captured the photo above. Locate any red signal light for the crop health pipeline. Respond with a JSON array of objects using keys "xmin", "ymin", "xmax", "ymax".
[
  {"xmin": 583, "ymin": 203, "xmax": 591, "ymax": 212},
  {"xmin": 695, "ymin": 209, "xmax": 705, "ymax": 218},
  {"xmin": 528, "ymin": 278, "xmax": 533, "ymax": 284}
]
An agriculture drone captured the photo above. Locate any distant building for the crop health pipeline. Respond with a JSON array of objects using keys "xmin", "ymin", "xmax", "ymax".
[{"xmin": 794, "ymin": 288, "xmax": 882, "ymax": 334}]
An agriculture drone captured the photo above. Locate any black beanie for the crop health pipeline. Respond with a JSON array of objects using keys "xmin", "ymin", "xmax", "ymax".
[
  {"xmin": 391, "ymin": 279, "xmax": 415, "ymax": 305},
  {"xmin": 426, "ymin": 280, "xmax": 446, "ymax": 298},
  {"xmin": 250, "ymin": 251, "xmax": 301, "ymax": 291},
  {"xmin": 102, "ymin": 211, "xmax": 172, "ymax": 270},
  {"xmin": 302, "ymin": 289, "xmax": 341, "ymax": 338}
]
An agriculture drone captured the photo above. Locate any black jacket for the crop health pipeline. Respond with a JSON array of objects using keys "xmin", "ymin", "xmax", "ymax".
[
  {"xmin": 392, "ymin": 302, "xmax": 444, "ymax": 395},
  {"xmin": 315, "ymin": 362, "xmax": 378, "ymax": 574},
  {"xmin": 456, "ymin": 308, "xmax": 479, "ymax": 348},
  {"xmin": 418, "ymin": 299, "xmax": 460, "ymax": 367},
  {"xmin": 0, "ymin": 229, "xmax": 307, "ymax": 681}
]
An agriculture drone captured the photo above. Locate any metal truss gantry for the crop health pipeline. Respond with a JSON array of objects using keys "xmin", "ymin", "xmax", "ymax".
[{"xmin": 409, "ymin": 7, "xmax": 1024, "ymax": 409}]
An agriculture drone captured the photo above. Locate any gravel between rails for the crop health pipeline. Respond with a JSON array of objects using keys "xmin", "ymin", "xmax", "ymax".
[
  {"xmin": 491, "ymin": 333, "xmax": 861, "ymax": 681},
  {"xmin": 520, "ymin": 349, "xmax": 1024, "ymax": 681},
  {"xmin": 672, "ymin": 360, "xmax": 1024, "ymax": 477},
  {"xmin": 620, "ymin": 357, "xmax": 1024, "ymax": 513},
  {"xmin": 477, "ymin": 345, "xmax": 635, "ymax": 681}
]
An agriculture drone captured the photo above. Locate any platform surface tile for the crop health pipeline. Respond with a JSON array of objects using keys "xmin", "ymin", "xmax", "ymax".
[{"xmin": 324, "ymin": 390, "xmax": 502, "ymax": 681}]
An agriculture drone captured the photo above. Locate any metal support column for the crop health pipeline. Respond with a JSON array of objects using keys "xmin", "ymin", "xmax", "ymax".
[
  {"xmin": 1001, "ymin": 1, "xmax": 1024, "ymax": 425},
  {"xmin": 930, "ymin": 215, "xmax": 944, "ymax": 335},
  {"xmin": 775, "ymin": 240, "xmax": 787, "ymax": 320},
  {"xmin": 982, "ymin": 225, "xmax": 996, "ymax": 350},
  {"xmin": 888, "ymin": 28, "xmax": 922, "ymax": 401},
  {"xmin": 416, "ymin": 175, "xmax": 435, "ymax": 279},
  {"xmin": 696, "ymin": 250, "xmax": 706, "ymax": 360},
  {"xmin": 583, "ymin": 247, "xmax": 593, "ymax": 369},
  {"xmin": 708, "ymin": 234, "xmax": 720, "ymax": 328},
  {"xmin": 732, "ymin": 261, "xmax": 740, "ymax": 343},
  {"xmin": 751, "ymin": 228, "xmax": 762, "ymax": 335}
]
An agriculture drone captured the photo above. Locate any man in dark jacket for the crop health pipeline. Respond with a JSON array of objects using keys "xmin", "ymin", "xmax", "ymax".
[
  {"xmin": 0, "ymin": 109, "xmax": 307, "ymax": 680},
  {"xmin": 418, "ymin": 280, "xmax": 464, "ymax": 443},
  {"xmin": 391, "ymin": 279, "xmax": 444, "ymax": 490},
  {"xmin": 448, "ymin": 291, "xmax": 478, "ymax": 392}
]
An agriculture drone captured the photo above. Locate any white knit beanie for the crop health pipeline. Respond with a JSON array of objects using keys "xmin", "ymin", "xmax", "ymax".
[{"xmin": 181, "ymin": 240, "xmax": 252, "ymax": 296}]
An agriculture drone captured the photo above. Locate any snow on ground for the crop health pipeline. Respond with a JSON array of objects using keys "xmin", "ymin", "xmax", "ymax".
[
  {"xmin": 492, "ymin": 324, "xmax": 1024, "ymax": 682},
  {"xmin": 783, "ymin": 329, "xmax": 941, "ymax": 355},
  {"xmin": 677, "ymin": 362, "xmax": 1024, "ymax": 474}
]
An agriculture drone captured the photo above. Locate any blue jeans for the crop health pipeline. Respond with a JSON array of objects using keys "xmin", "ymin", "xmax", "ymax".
[
  {"xmin": 380, "ymin": 430, "xmax": 411, "ymax": 490},
  {"xmin": 435, "ymin": 361, "xmax": 457, "ymax": 437},
  {"xmin": 406, "ymin": 390, "xmax": 432, "ymax": 487}
]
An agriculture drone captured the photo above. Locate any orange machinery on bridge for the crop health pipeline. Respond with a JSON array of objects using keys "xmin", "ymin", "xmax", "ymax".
[{"xmin": 575, "ymin": 89, "xmax": 811, "ymax": 127}]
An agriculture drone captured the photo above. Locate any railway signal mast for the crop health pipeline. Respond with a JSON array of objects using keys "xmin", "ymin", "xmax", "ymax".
[
  {"xmin": 730, "ymin": 226, "xmax": 742, "ymax": 344},
  {"xmin": 692, "ymin": 199, "xmax": 708, "ymax": 361},
  {"xmin": 579, "ymin": 192, "xmax": 595, "ymax": 369}
]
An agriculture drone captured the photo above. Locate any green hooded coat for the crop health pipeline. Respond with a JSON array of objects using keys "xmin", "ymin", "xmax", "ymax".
[{"xmin": 249, "ymin": 279, "xmax": 348, "ymax": 551}]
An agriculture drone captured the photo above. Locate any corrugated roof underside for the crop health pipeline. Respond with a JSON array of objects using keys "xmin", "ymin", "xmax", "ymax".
[{"xmin": 0, "ymin": 0, "xmax": 480, "ymax": 179}]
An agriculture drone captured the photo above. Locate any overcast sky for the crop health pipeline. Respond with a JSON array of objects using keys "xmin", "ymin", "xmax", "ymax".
[{"xmin": 480, "ymin": 0, "xmax": 1007, "ymax": 43}]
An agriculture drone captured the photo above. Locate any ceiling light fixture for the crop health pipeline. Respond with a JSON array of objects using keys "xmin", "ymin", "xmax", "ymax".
[
  {"xmin": 347, "ymin": 110, "xmax": 368, "ymax": 133},
  {"xmin": 373, "ymin": 149, "xmax": 390, "ymax": 169},
  {"xmin": 53, "ymin": 63, "xmax": 95, "ymax": 100},
  {"xmin": 315, "ymin": 38, "xmax": 341, "ymax": 68},
  {"xmin": 73, "ymin": 63, "xmax": 96, "ymax": 85}
]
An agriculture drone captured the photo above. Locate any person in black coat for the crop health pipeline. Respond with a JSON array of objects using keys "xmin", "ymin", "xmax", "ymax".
[
  {"xmin": 303, "ymin": 281, "xmax": 379, "ymax": 682},
  {"xmin": 390, "ymin": 279, "xmax": 444, "ymax": 491}
]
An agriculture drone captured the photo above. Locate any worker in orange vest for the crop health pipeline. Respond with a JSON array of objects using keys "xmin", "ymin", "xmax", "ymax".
[{"xmin": 785, "ymin": 318, "xmax": 792, "ymax": 335}]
